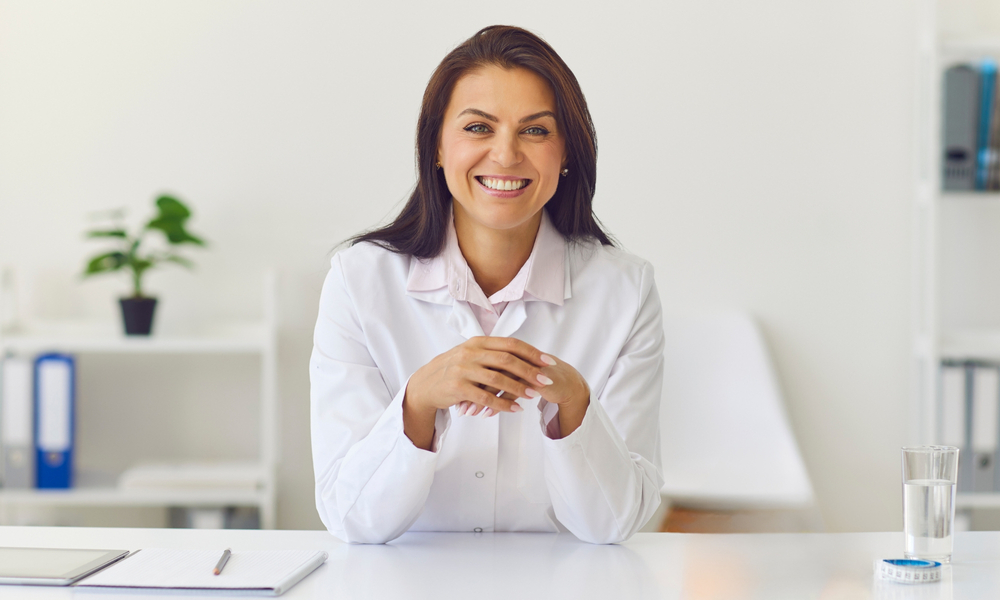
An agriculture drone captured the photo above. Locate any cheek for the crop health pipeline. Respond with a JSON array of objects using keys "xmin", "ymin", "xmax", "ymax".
[{"xmin": 441, "ymin": 136, "xmax": 482, "ymax": 165}]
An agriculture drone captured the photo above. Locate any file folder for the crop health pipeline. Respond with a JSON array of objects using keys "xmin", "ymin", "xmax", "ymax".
[
  {"xmin": 942, "ymin": 64, "xmax": 980, "ymax": 190},
  {"xmin": 977, "ymin": 60, "xmax": 999, "ymax": 190},
  {"xmin": 1, "ymin": 356, "xmax": 35, "ymax": 488},
  {"xmin": 970, "ymin": 364, "xmax": 999, "ymax": 493},
  {"xmin": 34, "ymin": 354, "xmax": 75, "ymax": 489},
  {"xmin": 940, "ymin": 363, "xmax": 966, "ymax": 449}
]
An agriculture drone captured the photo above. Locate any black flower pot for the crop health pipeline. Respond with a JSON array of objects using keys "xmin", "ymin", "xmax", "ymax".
[{"xmin": 119, "ymin": 297, "xmax": 157, "ymax": 336}]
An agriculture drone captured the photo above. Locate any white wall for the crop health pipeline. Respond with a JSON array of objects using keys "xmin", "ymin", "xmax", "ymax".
[{"xmin": 0, "ymin": 0, "xmax": 916, "ymax": 532}]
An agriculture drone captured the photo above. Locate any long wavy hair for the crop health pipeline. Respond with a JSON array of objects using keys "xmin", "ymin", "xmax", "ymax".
[{"xmin": 352, "ymin": 25, "xmax": 613, "ymax": 258}]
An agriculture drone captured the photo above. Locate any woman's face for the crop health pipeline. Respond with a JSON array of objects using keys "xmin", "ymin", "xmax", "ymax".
[{"xmin": 438, "ymin": 65, "xmax": 566, "ymax": 235}]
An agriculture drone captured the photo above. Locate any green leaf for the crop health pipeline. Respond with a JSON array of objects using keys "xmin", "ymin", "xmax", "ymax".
[
  {"xmin": 83, "ymin": 252, "xmax": 128, "ymax": 275},
  {"xmin": 86, "ymin": 229, "xmax": 128, "ymax": 239},
  {"xmin": 163, "ymin": 254, "xmax": 195, "ymax": 269},
  {"xmin": 155, "ymin": 195, "xmax": 191, "ymax": 219},
  {"xmin": 146, "ymin": 218, "xmax": 206, "ymax": 245}
]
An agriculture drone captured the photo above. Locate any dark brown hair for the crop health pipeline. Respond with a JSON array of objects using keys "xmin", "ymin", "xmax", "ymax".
[{"xmin": 352, "ymin": 25, "xmax": 613, "ymax": 257}]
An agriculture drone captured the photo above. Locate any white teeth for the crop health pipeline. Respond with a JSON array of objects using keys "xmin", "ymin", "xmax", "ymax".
[{"xmin": 479, "ymin": 177, "xmax": 528, "ymax": 191}]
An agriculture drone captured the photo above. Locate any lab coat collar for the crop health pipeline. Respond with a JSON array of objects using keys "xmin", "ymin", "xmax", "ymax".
[{"xmin": 405, "ymin": 204, "xmax": 568, "ymax": 307}]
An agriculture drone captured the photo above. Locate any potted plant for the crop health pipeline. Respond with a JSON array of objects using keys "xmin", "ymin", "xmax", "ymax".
[{"xmin": 82, "ymin": 194, "xmax": 207, "ymax": 335}]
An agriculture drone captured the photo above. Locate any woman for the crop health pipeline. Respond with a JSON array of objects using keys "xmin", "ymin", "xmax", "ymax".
[{"xmin": 311, "ymin": 25, "xmax": 664, "ymax": 544}]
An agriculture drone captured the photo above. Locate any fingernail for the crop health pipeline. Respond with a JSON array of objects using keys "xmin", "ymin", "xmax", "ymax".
[
  {"xmin": 460, "ymin": 402, "xmax": 471, "ymax": 416},
  {"xmin": 525, "ymin": 388, "xmax": 541, "ymax": 398},
  {"xmin": 483, "ymin": 407, "xmax": 494, "ymax": 417},
  {"xmin": 540, "ymin": 354, "xmax": 557, "ymax": 366},
  {"xmin": 536, "ymin": 374, "xmax": 554, "ymax": 386},
  {"xmin": 510, "ymin": 403, "xmax": 524, "ymax": 413}
]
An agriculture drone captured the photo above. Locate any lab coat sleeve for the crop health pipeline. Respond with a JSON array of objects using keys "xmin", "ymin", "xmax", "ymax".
[
  {"xmin": 541, "ymin": 261, "xmax": 665, "ymax": 544},
  {"xmin": 310, "ymin": 253, "xmax": 450, "ymax": 544}
]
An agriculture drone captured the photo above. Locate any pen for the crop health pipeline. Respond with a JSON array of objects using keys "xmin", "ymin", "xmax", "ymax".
[{"xmin": 213, "ymin": 548, "xmax": 231, "ymax": 575}]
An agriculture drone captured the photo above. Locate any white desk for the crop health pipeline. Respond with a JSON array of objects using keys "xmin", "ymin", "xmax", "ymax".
[{"xmin": 1, "ymin": 527, "xmax": 998, "ymax": 599}]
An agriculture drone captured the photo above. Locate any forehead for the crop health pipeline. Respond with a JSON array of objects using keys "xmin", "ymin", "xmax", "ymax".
[{"xmin": 446, "ymin": 65, "xmax": 556, "ymax": 117}]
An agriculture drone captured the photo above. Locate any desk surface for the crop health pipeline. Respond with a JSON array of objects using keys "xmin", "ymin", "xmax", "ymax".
[{"xmin": 0, "ymin": 526, "xmax": 997, "ymax": 599}]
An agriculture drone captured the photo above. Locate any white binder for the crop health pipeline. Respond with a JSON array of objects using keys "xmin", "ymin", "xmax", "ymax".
[
  {"xmin": 1, "ymin": 356, "xmax": 34, "ymax": 488},
  {"xmin": 971, "ymin": 365, "xmax": 999, "ymax": 493},
  {"xmin": 940, "ymin": 363, "xmax": 967, "ymax": 448}
]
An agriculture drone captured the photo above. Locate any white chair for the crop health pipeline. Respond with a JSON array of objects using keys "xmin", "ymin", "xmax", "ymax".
[{"xmin": 658, "ymin": 312, "xmax": 820, "ymax": 531}]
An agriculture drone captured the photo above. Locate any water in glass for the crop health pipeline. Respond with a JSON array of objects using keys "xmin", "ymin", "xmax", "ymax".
[{"xmin": 903, "ymin": 478, "xmax": 956, "ymax": 563}]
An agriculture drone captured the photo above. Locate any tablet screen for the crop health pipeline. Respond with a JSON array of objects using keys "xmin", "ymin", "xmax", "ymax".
[{"xmin": 0, "ymin": 547, "xmax": 129, "ymax": 583}]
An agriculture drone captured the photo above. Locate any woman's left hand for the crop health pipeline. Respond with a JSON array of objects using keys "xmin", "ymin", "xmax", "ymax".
[
  {"xmin": 530, "ymin": 353, "xmax": 589, "ymax": 408},
  {"xmin": 460, "ymin": 353, "xmax": 590, "ymax": 432}
]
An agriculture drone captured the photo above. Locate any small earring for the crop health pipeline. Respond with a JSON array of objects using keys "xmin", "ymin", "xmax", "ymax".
[
  {"xmin": 436, "ymin": 161, "xmax": 442, "ymax": 169},
  {"xmin": 560, "ymin": 168, "xmax": 569, "ymax": 177}
]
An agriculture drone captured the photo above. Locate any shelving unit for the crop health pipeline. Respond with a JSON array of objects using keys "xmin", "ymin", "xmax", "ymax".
[
  {"xmin": 0, "ymin": 273, "xmax": 278, "ymax": 529},
  {"xmin": 914, "ymin": 1, "xmax": 1000, "ymax": 515}
]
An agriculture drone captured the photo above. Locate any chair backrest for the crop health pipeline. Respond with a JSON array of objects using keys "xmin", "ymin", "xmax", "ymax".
[{"xmin": 659, "ymin": 312, "xmax": 815, "ymax": 509}]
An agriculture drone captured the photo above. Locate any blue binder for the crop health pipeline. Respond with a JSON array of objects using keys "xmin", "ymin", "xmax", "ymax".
[
  {"xmin": 977, "ymin": 59, "xmax": 998, "ymax": 190},
  {"xmin": 34, "ymin": 353, "xmax": 75, "ymax": 489}
]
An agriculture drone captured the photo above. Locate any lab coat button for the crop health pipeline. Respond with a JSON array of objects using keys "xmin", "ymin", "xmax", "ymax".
[
  {"xmin": 475, "ymin": 471, "xmax": 484, "ymax": 478},
  {"xmin": 474, "ymin": 527, "xmax": 483, "ymax": 533}
]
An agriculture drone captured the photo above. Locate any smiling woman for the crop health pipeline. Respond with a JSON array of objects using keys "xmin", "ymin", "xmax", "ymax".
[{"xmin": 311, "ymin": 25, "xmax": 665, "ymax": 545}]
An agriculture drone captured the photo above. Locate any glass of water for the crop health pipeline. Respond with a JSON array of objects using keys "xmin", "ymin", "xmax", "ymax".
[{"xmin": 902, "ymin": 446, "xmax": 959, "ymax": 564}]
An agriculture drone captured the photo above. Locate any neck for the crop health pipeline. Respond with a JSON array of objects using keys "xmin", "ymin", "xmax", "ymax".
[{"xmin": 453, "ymin": 203, "xmax": 542, "ymax": 298}]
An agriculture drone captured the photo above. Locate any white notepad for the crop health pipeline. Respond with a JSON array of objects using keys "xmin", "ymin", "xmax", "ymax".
[{"xmin": 77, "ymin": 548, "xmax": 328, "ymax": 596}]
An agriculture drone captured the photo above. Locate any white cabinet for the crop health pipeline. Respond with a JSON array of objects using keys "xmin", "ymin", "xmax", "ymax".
[
  {"xmin": 914, "ymin": 1, "xmax": 1000, "ymax": 512},
  {"xmin": 0, "ymin": 273, "xmax": 278, "ymax": 529}
]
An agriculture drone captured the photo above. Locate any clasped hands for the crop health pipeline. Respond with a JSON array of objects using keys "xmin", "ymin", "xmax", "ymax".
[{"xmin": 405, "ymin": 336, "xmax": 589, "ymax": 420}]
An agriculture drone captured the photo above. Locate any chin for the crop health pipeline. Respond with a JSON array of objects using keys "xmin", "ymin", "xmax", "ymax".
[{"xmin": 469, "ymin": 204, "xmax": 542, "ymax": 231}]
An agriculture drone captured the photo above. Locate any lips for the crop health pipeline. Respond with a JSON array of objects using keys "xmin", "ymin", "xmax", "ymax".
[{"xmin": 476, "ymin": 176, "xmax": 531, "ymax": 191}]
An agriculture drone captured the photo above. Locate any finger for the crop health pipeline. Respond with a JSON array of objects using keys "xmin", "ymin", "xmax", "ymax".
[
  {"xmin": 482, "ymin": 385, "xmax": 520, "ymax": 401},
  {"xmin": 477, "ymin": 351, "xmax": 551, "ymax": 390},
  {"xmin": 476, "ymin": 337, "xmax": 548, "ymax": 368},
  {"xmin": 456, "ymin": 401, "xmax": 472, "ymax": 416},
  {"xmin": 461, "ymin": 383, "xmax": 525, "ymax": 414},
  {"xmin": 468, "ymin": 366, "xmax": 540, "ymax": 401}
]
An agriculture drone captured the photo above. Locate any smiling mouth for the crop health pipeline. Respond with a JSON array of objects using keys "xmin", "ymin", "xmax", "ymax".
[{"xmin": 476, "ymin": 176, "xmax": 531, "ymax": 191}]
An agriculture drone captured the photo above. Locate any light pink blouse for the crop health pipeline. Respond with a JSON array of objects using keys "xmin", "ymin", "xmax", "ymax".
[{"xmin": 406, "ymin": 206, "xmax": 566, "ymax": 437}]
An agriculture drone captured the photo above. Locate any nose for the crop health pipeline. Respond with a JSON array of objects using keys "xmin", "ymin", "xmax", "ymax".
[{"xmin": 489, "ymin": 132, "xmax": 522, "ymax": 168}]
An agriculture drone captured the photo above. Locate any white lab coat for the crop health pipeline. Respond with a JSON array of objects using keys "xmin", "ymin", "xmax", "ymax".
[{"xmin": 310, "ymin": 238, "xmax": 665, "ymax": 544}]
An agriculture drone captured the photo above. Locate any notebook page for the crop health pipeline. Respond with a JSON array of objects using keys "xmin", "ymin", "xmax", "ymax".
[{"xmin": 79, "ymin": 548, "xmax": 323, "ymax": 590}]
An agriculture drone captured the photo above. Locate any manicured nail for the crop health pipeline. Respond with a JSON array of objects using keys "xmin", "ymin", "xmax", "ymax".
[
  {"xmin": 525, "ymin": 388, "xmax": 541, "ymax": 398},
  {"xmin": 536, "ymin": 374, "xmax": 554, "ymax": 386},
  {"xmin": 509, "ymin": 403, "xmax": 524, "ymax": 413},
  {"xmin": 462, "ymin": 402, "xmax": 473, "ymax": 416},
  {"xmin": 540, "ymin": 354, "xmax": 557, "ymax": 366},
  {"xmin": 483, "ymin": 407, "xmax": 494, "ymax": 417}
]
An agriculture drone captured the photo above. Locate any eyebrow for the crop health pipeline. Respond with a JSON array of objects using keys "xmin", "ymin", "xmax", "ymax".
[{"xmin": 457, "ymin": 108, "xmax": 557, "ymax": 123}]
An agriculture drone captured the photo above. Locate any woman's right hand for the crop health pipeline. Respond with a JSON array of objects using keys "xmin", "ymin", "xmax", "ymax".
[{"xmin": 404, "ymin": 336, "xmax": 552, "ymax": 418}]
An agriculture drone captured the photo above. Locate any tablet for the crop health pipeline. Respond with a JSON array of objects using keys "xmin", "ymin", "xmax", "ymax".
[{"xmin": 0, "ymin": 547, "xmax": 131, "ymax": 586}]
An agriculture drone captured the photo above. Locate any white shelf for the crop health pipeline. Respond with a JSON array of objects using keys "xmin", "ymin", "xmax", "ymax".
[
  {"xmin": 940, "ymin": 191, "xmax": 1000, "ymax": 200},
  {"xmin": 939, "ymin": 330, "xmax": 1000, "ymax": 361},
  {"xmin": 941, "ymin": 37, "xmax": 1000, "ymax": 56},
  {"xmin": 0, "ymin": 468, "xmax": 266, "ymax": 507},
  {"xmin": 0, "ymin": 487, "xmax": 268, "ymax": 508},
  {"xmin": 957, "ymin": 493, "xmax": 1000, "ymax": 509},
  {"xmin": 0, "ymin": 320, "xmax": 270, "ymax": 354},
  {"xmin": 0, "ymin": 271, "xmax": 279, "ymax": 528}
]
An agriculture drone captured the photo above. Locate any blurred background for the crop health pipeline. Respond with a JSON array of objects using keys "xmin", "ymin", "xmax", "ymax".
[{"xmin": 1, "ymin": 0, "xmax": 998, "ymax": 533}]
